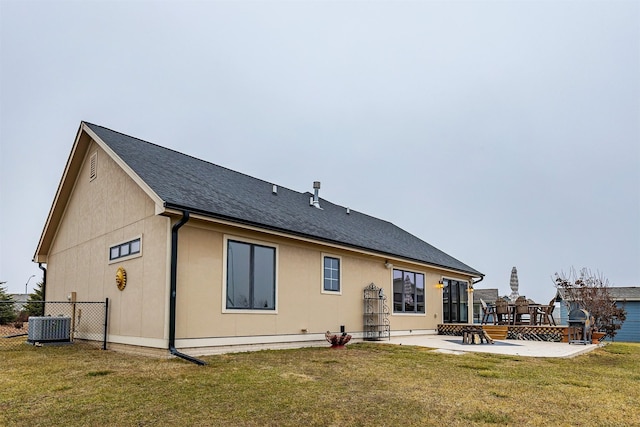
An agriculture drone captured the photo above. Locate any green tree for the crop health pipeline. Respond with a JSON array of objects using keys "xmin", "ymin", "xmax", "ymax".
[
  {"xmin": 0, "ymin": 284, "xmax": 16, "ymax": 324},
  {"xmin": 23, "ymin": 281, "xmax": 44, "ymax": 317}
]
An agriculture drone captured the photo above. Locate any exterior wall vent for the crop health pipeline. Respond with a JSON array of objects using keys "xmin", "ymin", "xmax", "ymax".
[
  {"xmin": 27, "ymin": 317, "xmax": 71, "ymax": 343},
  {"xmin": 89, "ymin": 151, "xmax": 97, "ymax": 181}
]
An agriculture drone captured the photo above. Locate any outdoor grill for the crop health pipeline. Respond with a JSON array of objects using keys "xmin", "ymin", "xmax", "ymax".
[{"xmin": 568, "ymin": 308, "xmax": 592, "ymax": 345}]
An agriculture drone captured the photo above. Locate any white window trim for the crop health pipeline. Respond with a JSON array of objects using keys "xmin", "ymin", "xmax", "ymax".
[
  {"xmin": 441, "ymin": 277, "xmax": 471, "ymax": 322},
  {"xmin": 392, "ymin": 312, "xmax": 427, "ymax": 317},
  {"xmin": 441, "ymin": 277, "xmax": 470, "ymax": 286},
  {"xmin": 391, "ymin": 267, "xmax": 427, "ymax": 316},
  {"xmin": 320, "ymin": 253, "xmax": 342, "ymax": 295},
  {"xmin": 108, "ymin": 235, "xmax": 143, "ymax": 264},
  {"xmin": 222, "ymin": 234, "xmax": 278, "ymax": 314}
]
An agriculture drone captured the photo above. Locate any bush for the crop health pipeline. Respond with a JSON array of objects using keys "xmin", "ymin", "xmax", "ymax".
[{"xmin": 554, "ymin": 268, "xmax": 627, "ymax": 340}]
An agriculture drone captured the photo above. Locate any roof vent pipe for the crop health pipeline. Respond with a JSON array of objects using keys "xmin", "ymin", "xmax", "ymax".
[
  {"xmin": 272, "ymin": 184, "xmax": 278, "ymax": 195},
  {"xmin": 312, "ymin": 181, "xmax": 321, "ymax": 209}
]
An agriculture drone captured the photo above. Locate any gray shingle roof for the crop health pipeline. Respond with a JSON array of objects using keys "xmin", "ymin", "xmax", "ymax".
[
  {"xmin": 473, "ymin": 289, "xmax": 499, "ymax": 303},
  {"xmin": 607, "ymin": 287, "xmax": 640, "ymax": 301},
  {"xmin": 86, "ymin": 122, "xmax": 482, "ymax": 276},
  {"xmin": 556, "ymin": 287, "xmax": 640, "ymax": 302}
]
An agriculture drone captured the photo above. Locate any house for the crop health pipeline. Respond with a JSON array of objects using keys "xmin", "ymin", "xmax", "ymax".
[
  {"xmin": 9, "ymin": 294, "xmax": 29, "ymax": 313},
  {"xmin": 472, "ymin": 288, "xmax": 499, "ymax": 324},
  {"xmin": 556, "ymin": 287, "xmax": 640, "ymax": 342},
  {"xmin": 34, "ymin": 122, "xmax": 483, "ymax": 358}
]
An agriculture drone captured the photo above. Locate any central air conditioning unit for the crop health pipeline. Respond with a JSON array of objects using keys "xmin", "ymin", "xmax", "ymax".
[{"xmin": 27, "ymin": 316, "xmax": 72, "ymax": 343}]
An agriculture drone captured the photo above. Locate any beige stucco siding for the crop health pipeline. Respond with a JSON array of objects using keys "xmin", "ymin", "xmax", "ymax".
[
  {"xmin": 174, "ymin": 219, "xmax": 471, "ymax": 340},
  {"xmin": 46, "ymin": 140, "xmax": 169, "ymax": 342}
]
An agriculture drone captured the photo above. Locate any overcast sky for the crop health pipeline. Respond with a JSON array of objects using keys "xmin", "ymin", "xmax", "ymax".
[{"xmin": 1, "ymin": 1, "xmax": 638, "ymax": 304}]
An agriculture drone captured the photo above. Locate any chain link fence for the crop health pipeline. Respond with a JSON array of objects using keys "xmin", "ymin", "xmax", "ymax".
[{"xmin": 0, "ymin": 300, "xmax": 108, "ymax": 350}]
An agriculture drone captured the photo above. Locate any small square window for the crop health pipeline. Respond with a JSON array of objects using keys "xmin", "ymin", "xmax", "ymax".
[
  {"xmin": 110, "ymin": 247, "xmax": 120, "ymax": 260},
  {"xmin": 130, "ymin": 239, "xmax": 140, "ymax": 254}
]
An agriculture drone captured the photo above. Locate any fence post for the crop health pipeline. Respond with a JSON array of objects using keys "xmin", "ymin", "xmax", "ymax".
[
  {"xmin": 70, "ymin": 292, "xmax": 77, "ymax": 343},
  {"xmin": 102, "ymin": 298, "xmax": 109, "ymax": 350}
]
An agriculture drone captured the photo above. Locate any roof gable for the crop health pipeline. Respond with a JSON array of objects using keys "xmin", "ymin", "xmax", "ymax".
[
  {"xmin": 50, "ymin": 122, "xmax": 482, "ymax": 276},
  {"xmin": 34, "ymin": 125, "xmax": 92, "ymax": 262},
  {"xmin": 34, "ymin": 123, "xmax": 164, "ymax": 262}
]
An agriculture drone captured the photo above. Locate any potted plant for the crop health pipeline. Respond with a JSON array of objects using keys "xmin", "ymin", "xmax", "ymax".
[
  {"xmin": 325, "ymin": 331, "xmax": 352, "ymax": 349},
  {"xmin": 591, "ymin": 330, "xmax": 606, "ymax": 344}
]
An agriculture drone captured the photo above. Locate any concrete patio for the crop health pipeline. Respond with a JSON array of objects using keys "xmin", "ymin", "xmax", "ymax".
[{"xmin": 383, "ymin": 334, "xmax": 599, "ymax": 358}]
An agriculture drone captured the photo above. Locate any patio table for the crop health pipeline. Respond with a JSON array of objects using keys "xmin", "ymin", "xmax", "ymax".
[{"xmin": 507, "ymin": 303, "xmax": 542, "ymax": 325}]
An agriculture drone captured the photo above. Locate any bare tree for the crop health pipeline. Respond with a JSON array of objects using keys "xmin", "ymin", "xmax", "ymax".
[{"xmin": 554, "ymin": 268, "xmax": 627, "ymax": 340}]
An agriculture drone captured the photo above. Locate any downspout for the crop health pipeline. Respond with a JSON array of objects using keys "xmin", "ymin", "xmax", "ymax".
[
  {"xmin": 38, "ymin": 263, "xmax": 47, "ymax": 301},
  {"xmin": 169, "ymin": 210, "xmax": 206, "ymax": 365}
]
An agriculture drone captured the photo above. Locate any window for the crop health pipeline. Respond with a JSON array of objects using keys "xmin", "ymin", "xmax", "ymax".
[
  {"xmin": 442, "ymin": 279, "xmax": 468, "ymax": 323},
  {"xmin": 109, "ymin": 237, "xmax": 142, "ymax": 261},
  {"xmin": 393, "ymin": 269, "xmax": 425, "ymax": 313},
  {"xmin": 323, "ymin": 255, "xmax": 341, "ymax": 293},
  {"xmin": 226, "ymin": 239, "xmax": 276, "ymax": 310}
]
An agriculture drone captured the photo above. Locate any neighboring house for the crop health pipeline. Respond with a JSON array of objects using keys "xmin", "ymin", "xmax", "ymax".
[
  {"xmin": 472, "ymin": 288, "xmax": 499, "ymax": 324},
  {"xmin": 556, "ymin": 287, "xmax": 640, "ymax": 342},
  {"xmin": 9, "ymin": 294, "xmax": 28, "ymax": 313},
  {"xmin": 34, "ymin": 122, "xmax": 483, "ymax": 357}
]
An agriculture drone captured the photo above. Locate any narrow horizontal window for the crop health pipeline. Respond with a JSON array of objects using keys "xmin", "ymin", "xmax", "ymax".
[{"xmin": 109, "ymin": 238, "xmax": 142, "ymax": 261}]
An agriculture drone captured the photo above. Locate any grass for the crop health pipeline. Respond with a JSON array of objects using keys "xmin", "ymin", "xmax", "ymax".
[{"xmin": 1, "ymin": 342, "xmax": 639, "ymax": 426}]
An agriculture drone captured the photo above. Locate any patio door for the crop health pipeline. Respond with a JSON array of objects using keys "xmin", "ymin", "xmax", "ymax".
[{"xmin": 443, "ymin": 279, "xmax": 468, "ymax": 323}]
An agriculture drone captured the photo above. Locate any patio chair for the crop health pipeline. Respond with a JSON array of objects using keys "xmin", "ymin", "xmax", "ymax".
[
  {"xmin": 480, "ymin": 299, "xmax": 496, "ymax": 324},
  {"xmin": 514, "ymin": 296, "xmax": 530, "ymax": 325},
  {"xmin": 537, "ymin": 297, "xmax": 556, "ymax": 326},
  {"xmin": 494, "ymin": 298, "xmax": 511, "ymax": 325}
]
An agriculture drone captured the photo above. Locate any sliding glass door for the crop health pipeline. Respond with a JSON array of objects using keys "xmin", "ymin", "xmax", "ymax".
[{"xmin": 442, "ymin": 279, "xmax": 468, "ymax": 323}]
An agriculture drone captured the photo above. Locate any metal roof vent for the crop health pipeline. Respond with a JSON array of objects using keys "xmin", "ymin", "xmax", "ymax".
[
  {"xmin": 272, "ymin": 184, "xmax": 278, "ymax": 195},
  {"xmin": 311, "ymin": 181, "xmax": 322, "ymax": 209}
]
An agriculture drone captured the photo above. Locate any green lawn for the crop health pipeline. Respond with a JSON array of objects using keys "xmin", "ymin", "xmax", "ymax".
[{"xmin": 1, "ymin": 342, "xmax": 639, "ymax": 426}]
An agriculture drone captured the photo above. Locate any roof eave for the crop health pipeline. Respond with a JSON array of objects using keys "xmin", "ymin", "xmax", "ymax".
[
  {"xmin": 33, "ymin": 123, "xmax": 89, "ymax": 263},
  {"xmin": 163, "ymin": 202, "xmax": 483, "ymax": 278}
]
